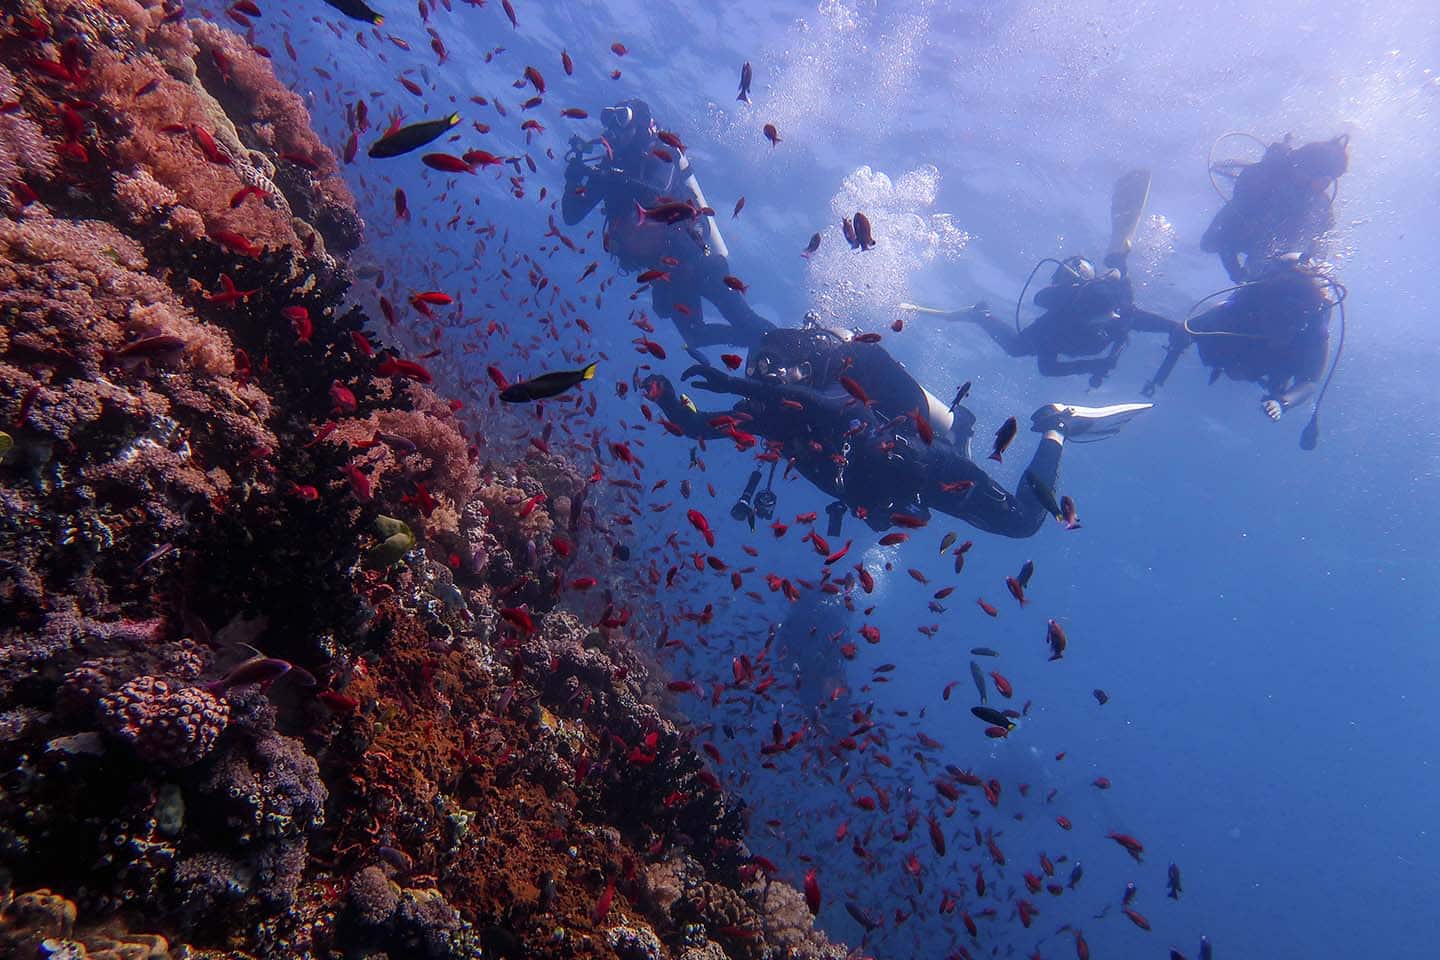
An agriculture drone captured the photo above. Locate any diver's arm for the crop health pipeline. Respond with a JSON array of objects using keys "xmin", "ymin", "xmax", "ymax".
[
  {"xmin": 1267, "ymin": 333, "xmax": 1327, "ymax": 416},
  {"xmin": 641, "ymin": 374, "xmax": 732, "ymax": 438},
  {"xmin": 1036, "ymin": 352, "xmax": 1114, "ymax": 379},
  {"xmin": 1142, "ymin": 333, "xmax": 1192, "ymax": 397},
  {"xmin": 681, "ymin": 367, "xmax": 858, "ymax": 424},
  {"xmin": 1126, "ymin": 307, "xmax": 1183, "ymax": 337},
  {"xmin": 561, "ymin": 160, "xmax": 606, "ymax": 225}
]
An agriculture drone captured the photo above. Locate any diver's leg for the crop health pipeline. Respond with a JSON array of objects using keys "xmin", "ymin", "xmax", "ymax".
[
  {"xmin": 922, "ymin": 439, "xmax": 1059, "ymax": 539},
  {"xmin": 651, "ymin": 275, "xmax": 733, "ymax": 353},
  {"xmin": 698, "ymin": 255, "xmax": 775, "ymax": 346},
  {"xmin": 955, "ymin": 304, "xmax": 1033, "ymax": 357}
]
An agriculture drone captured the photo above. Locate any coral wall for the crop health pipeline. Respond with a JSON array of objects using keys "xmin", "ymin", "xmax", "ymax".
[{"xmin": 0, "ymin": 4, "xmax": 843, "ymax": 960}]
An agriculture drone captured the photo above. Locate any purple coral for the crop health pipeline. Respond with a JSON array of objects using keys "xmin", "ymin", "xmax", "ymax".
[{"xmin": 97, "ymin": 676, "xmax": 230, "ymax": 767}]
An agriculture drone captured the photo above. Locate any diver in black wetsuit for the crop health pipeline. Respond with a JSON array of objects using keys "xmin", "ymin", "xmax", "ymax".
[
  {"xmin": 774, "ymin": 591, "xmax": 852, "ymax": 715},
  {"xmin": 642, "ymin": 325, "xmax": 1151, "ymax": 539},
  {"xmin": 1202, "ymin": 133, "xmax": 1349, "ymax": 282},
  {"xmin": 933, "ymin": 171, "xmax": 1189, "ymax": 390},
  {"xmin": 561, "ymin": 99, "xmax": 775, "ymax": 350},
  {"xmin": 1175, "ymin": 256, "xmax": 1342, "ymax": 445}
]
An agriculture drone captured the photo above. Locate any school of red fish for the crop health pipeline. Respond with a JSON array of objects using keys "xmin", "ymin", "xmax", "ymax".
[{"xmin": 162, "ymin": 0, "xmax": 1207, "ymax": 956}]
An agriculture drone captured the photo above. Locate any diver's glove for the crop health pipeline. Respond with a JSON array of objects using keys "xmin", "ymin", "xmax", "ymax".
[
  {"xmin": 640, "ymin": 374, "xmax": 681, "ymax": 415},
  {"xmin": 1262, "ymin": 398, "xmax": 1284, "ymax": 421},
  {"xmin": 681, "ymin": 364, "xmax": 753, "ymax": 397}
]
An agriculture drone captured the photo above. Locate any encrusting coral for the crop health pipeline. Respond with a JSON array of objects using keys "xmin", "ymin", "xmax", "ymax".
[{"xmin": 0, "ymin": 3, "xmax": 850, "ymax": 959}]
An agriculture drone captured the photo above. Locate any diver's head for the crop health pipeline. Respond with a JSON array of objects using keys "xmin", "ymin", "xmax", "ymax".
[
  {"xmin": 601, "ymin": 99, "xmax": 654, "ymax": 150},
  {"xmin": 1292, "ymin": 134, "xmax": 1349, "ymax": 184},
  {"xmin": 745, "ymin": 327, "xmax": 844, "ymax": 386},
  {"xmin": 1051, "ymin": 256, "xmax": 1095, "ymax": 287}
]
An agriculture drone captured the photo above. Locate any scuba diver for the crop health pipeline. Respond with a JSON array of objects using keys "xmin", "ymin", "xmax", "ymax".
[
  {"xmin": 1166, "ymin": 255, "xmax": 1344, "ymax": 449},
  {"xmin": 642, "ymin": 322, "xmax": 1151, "ymax": 539},
  {"xmin": 773, "ymin": 590, "xmax": 852, "ymax": 716},
  {"xmin": 561, "ymin": 99, "xmax": 775, "ymax": 352},
  {"xmin": 1201, "ymin": 132, "xmax": 1349, "ymax": 282},
  {"xmin": 910, "ymin": 171, "xmax": 1188, "ymax": 390}
]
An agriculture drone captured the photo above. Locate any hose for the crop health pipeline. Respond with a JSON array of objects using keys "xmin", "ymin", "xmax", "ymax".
[
  {"xmin": 1207, "ymin": 131, "xmax": 1268, "ymax": 200},
  {"xmin": 1014, "ymin": 257, "xmax": 1071, "ymax": 335},
  {"xmin": 1300, "ymin": 278, "xmax": 1347, "ymax": 451},
  {"xmin": 1181, "ymin": 284, "xmax": 1265, "ymax": 340}
]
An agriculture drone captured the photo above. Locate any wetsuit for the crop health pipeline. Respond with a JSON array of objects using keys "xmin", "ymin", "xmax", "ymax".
[
  {"xmin": 964, "ymin": 267, "xmax": 1185, "ymax": 385},
  {"xmin": 561, "ymin": 128, "xmax": 773, "ymax": 348},
  {"xmin": 644, "ymin": 368, "xmax": 1060, "ymax": 540},
  {"xmin": 1202, "ymin": 136, "xmax": 1345, "ymax": 282},
  {"xmin": 1190, "ymin": 266, "xmax": 1332, "ymax": 413}
]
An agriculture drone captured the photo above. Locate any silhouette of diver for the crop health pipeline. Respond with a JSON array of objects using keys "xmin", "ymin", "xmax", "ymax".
[
  {"xmin": 925, "ymin": 171, "xmax": 1188, "ymax": 389},
  {"xmin": 1173, "ymin": 256, "xmax": 1344, "ymax": 448},
  {"xmin": 643, "ymin": 324, "xmax": 1150, "ymax": 539},
  {"xmin": 1202, "ymin": 133, "xmax": 1349, "ymax": 282},
  {"xmin": 561, "ymin": 98, "xmax": 775, "ymax": 351}
]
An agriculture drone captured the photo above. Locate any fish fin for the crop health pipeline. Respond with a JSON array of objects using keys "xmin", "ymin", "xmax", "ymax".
[{"xmin": 580, "ymin": 362, "xmax": 597, "ymax": 381}]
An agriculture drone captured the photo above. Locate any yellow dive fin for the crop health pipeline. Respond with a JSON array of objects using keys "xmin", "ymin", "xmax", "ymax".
[{"xmin": 1107, "ymin": 169, "xmax": 1152, "ymax": 266}]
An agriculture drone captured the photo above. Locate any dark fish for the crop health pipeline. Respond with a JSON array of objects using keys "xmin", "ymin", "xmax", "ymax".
[
  {"xmin": 970, "ymin": 660, "xmax": 987, "ymax": 704},
  {"xmin": 1122, "ymin": 881, "xmax": 1138, "ymax": 905},
  {"xmin": 499, "ymin": 361, "xmax": 597, "ymax": 402},
  {"xmin": 1167, "ymin": 863, "xmax": 1183, "ymax": 900},
  {"xmin": 737, "ymin": 61, "xmax": 752, "ymax": 103},
  {"xmin": 1093, "ymin": 688, "xmax": 1109, "ymax": 705},
  {"xmin": 1200, "ymin": 936, "xmax": 1213, "ymax": 960},
  {"xmin": 205, "ymin": 657, "xmax": 315, "ymax": 694},
  {"xmin": 970, "ymin": 705, "xmax": 1013, "ymax": 729},
  {"xmin": 369, "ymin": 112, "xmax": 460, "ymax": 158},
  {"xmin": 969, "ymin": 646, "xmax": 999, "ymax": 657},
  {"xmin": 989, "ymin": 416, "xmax": 1018, "ymax": 462},
  {"xmin": 1017, "ymin": 560, "xmax": 1035, "ymax": 589},
  {"xmin": 1068, "ymin": 861, "xmax": 1084, "ymax": 889},
  {"xmin": 844, "ymin": 901, "xmax": 881, "ymax": 932},
  {"xmin": 841, "ymin": 216, "xmax": 857, "ymax": 249},
  {"xmin": 322, "ymin": 0, "xmax": 383, "ymax": 24},
  {"xmin": 1024, "ymin": 469, "xmax": 1063, "ymax": 521},
  {"xmin": 800, "ymin": 232, "xmax": 822, "ymax": 259},
  {"xmin": 948, "ymin": 380, "xmax": 971, "ymax": 412},
  {"xmin": 853, "ymin": 211, "xmax": 875, "ymax": 250},
  {"xmin": 612, "ymin": 543, "xmax": 630, "ymax": 561}
]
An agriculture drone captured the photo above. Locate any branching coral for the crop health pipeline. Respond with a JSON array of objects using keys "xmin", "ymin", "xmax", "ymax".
[{"xmin": 0, "ymin": 65, "xmax": 56, "ymax": 210}]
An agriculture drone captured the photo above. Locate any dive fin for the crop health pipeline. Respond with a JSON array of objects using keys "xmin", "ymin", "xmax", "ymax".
[
  {"xmin": 898, "ymin": 302, "xmax": 953, "ymax": 316},
  {"xmin": 1106, "ymin": 169, "xmax": 1152, "ymax": 269},
  {"xmin": 1030, "ymin": 402, "xmax": 1153, "ymax": 441}
]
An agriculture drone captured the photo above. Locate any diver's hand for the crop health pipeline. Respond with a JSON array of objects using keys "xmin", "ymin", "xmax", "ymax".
[
  {"xmin": 640, "ymin": 374, "xmax": 676, "ymax": 405},
  {"xmin": 1262, "ymin": 399, "xmax": 1284, "ymax": 421},
  {"xmin": 681, "ymin": 364, "xmax": 749, "ymax": 396}
]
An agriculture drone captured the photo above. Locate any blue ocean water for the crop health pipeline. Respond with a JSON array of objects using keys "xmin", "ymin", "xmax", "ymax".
[{"xmin": 249, "ymin": 1, "xmax": 1439, "ymax": 955}]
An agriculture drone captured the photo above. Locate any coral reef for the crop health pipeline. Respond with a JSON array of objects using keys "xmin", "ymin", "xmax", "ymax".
[{"xmin": 0, "ymin": 3, "xmax": 848, "ymax": 960}]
